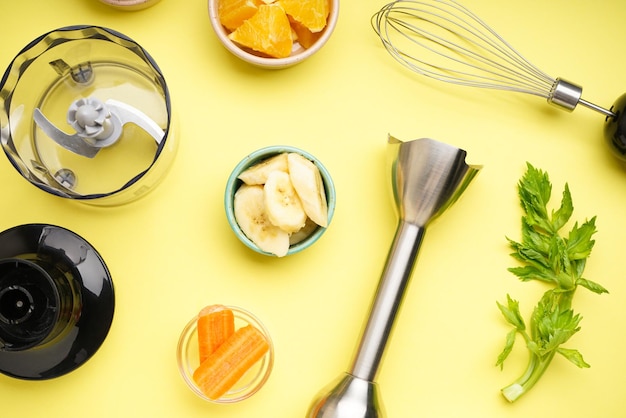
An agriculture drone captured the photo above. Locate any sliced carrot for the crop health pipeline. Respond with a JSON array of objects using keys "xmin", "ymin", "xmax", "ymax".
[
  {"xmin": 197, "ymin": 305, "xmax": 235, "ymax": 363},
  {"xmin": 193, "ymin": 324, "xmax": 270, "ymax": 400}
]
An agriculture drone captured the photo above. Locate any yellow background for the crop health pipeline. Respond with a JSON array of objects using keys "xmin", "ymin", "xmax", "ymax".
[{"xmin": 1, "ymin": 0, "xmax": 625, "ymax": 417}]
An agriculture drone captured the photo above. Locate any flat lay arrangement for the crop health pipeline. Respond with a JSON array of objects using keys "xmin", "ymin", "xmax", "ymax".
[{"xmin": 1, "ymin": 0, "xmax": 626, "ymax": 417}]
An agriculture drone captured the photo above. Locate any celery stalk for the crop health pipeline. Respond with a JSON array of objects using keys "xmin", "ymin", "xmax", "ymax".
[{"xmin": 496, "ymin": 164, "xmax": 608, "ymax": 402}]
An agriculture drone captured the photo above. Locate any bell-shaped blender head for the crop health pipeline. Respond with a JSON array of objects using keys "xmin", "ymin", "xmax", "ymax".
[
  {"xmin": 307, "ymin": 136, "xmax": 480, "ymax": 418},
  {"xmin": 387, "ymin": 135, "xmax": 480, "ymax": 227}
]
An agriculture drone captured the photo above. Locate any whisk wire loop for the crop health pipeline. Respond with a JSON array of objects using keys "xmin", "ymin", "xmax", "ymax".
[
  {"xmin": 438, "ymin": 0, "xmax": 553, "ymax": 85},
  {"xmin": 373, "ymin": 0, "xmax": 617, "ymax": 117},
  {"xmin": 372, "ymin": 0, "xmax": 555, "ymax": 98},
  {"xmin": 372, "ymin": 0, "xmax": 555, "ymax": 93},
  {"xmin": 392, "ymin": 11, "xmax": 550, "ymax": 95}
]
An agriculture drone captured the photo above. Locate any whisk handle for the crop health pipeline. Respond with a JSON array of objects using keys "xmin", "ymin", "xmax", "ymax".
[{"xmin": 604, "ymin": 93, "xmax": 626, "ymax": 161}]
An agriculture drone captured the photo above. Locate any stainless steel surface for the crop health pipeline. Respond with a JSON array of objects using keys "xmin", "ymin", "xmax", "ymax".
[
  {"xmin": 371, "ymin": 0, "xmax": 615, "ymax": 118},
  {"xmin": 386, "ymin": 135, "xmax": 480, "ymax": 227},
  {"xmin": 549, "ymin": 79, "xmax": 582, "ymax": 112},
  {"xmin": 306, "ymin": 136, "xmax": 480, "ymax": 418},
  {"xmin": 580, "ymin": 99, "xmax": 617, "ymax": 118},
  {"xmin": 350, "ymin": 222, "xmax": 424, "ymax": 382},
  {"xmin": 307, "ymin": 374, "xmax": 384, "ymax": 418}
]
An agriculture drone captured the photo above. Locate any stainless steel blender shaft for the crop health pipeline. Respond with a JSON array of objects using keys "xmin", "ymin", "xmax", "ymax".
[
  {"xmin": 350, "ymin": 221, "xmax": 424, "ymax": 382},
  {"xmin": 307, "ymin": 136, "xmax": 480, "ymax": 418}
]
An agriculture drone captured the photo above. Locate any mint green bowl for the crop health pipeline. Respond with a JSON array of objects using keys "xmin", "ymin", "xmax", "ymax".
[{"xmin": 224, "ymin": 145, "xmax": 335, "ymax": 257}]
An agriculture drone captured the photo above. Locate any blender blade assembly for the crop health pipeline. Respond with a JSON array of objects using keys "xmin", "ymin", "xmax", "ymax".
[{"xmin": 33, "ymin": 97, "xmax": 164, "ymax": 159}]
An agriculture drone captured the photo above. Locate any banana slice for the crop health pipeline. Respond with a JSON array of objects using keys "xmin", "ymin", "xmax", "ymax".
[
  {"xmin": 263, "ymin": 170, "xmax": 307, "ymax": 233},
  {"xmin": 289, "ymin": 217, "xmax": 319, "ymax": 245},
  {"xmin": 287, "ymin": 152, "xmax": 328, "ymax": 227},
  {"xmin": 237, "ymin": 153, "xmax": 289, "ymax": 185},
  {"xmin": 233, "ymin": 184, "xmax": 290, "ymax": 257}
]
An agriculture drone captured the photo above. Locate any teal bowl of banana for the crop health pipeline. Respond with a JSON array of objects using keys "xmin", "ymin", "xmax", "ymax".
[{"xmin": 224, "ymin": 146, "xmax": 335, "ymax": 257}]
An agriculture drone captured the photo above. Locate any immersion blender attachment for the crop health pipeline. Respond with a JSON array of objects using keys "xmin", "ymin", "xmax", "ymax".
[
  {"xmin": 372, "ymin": 0, "xmax": 626, "ymax": 162},
  {"xmin": 307, "ymin": 136, "xmax": 481, "ymax": 418}
]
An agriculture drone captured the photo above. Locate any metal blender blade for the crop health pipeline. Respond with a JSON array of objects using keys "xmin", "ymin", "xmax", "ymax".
[{"xmin": 307, "ymin": 136, "xmax": 481, "ymax": 418}]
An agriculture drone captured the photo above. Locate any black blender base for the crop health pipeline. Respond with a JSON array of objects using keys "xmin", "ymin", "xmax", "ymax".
[{"xmin": 0, "ymin": 224, "xmax": 114, "ymax": 380}]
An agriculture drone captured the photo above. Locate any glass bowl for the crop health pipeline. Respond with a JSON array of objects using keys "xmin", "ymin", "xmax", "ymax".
[
  {"xmin": 176, "ymin": 305, "xmax": 274, "ymax": 403},
  {"xmin": 0, "ymin": 26, "xmax": 177, "ymax": 206},
  {"xmin": 207, "ymin": 0, "xmax": 340, "ymax": 69},
  {"xmin": 224, "ymin": 145, "xmax": 336, "ymax": 257}
]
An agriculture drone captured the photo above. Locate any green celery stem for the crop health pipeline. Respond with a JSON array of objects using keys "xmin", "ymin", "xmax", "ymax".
[
  {"xmin": 502, "ymin": 290, "xmax": 575, "ymax": 402},
  {"xmin": 501, "ymin": 350, "xmax": 557, "ymax": 402}
]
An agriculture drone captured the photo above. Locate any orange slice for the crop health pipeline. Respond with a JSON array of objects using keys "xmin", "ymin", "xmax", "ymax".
[
  {"xmin": 228, "ymin": 4, "xmax": 293, "ymax": 58},
  {"xmin": 289, "ymin": 17, "xmax": 322, "ymax": 49},
  {"xmin": 278, "ymin": 0, "xmax": 329, "ymax": 33},
  {"xmin": 218, "ymin": 0, "xmax": 264, "ymax": 32}
]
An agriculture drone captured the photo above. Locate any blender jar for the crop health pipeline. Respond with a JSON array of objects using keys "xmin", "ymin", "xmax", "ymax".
[{"xmin": 0, "ymin": 25, "xmax": 177, "ymax": 206}]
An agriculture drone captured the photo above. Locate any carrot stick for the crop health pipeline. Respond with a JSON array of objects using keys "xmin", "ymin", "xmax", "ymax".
[
  {"xmin": 197, "ymin": 305, "xmax": 235, "ymax": 363},
  {"xmin": 193, "ymin": 324, "xmax": 270, "ymax": 400}
]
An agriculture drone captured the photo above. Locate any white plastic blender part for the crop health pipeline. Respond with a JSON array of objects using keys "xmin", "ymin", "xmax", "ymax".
[{"xmin": 34, "ymin": 97, "xmax": 164, "ymax": 159}]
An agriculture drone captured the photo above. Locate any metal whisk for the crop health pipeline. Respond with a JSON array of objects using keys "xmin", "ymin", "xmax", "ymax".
[{"xmin": 372, "ymin": 0, "xmax": 626, "ymax": 161}]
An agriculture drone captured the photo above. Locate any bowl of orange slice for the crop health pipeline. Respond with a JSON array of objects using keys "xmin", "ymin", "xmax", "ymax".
[{"xmin": 208, "ymin": 0, "xmax": 339, "ymax": 68}]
